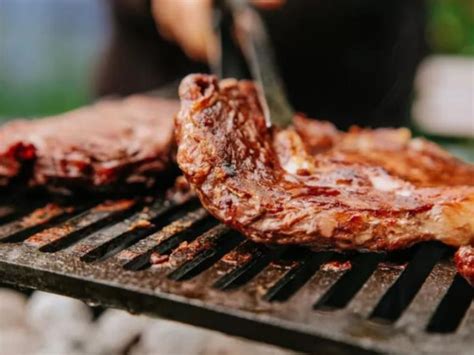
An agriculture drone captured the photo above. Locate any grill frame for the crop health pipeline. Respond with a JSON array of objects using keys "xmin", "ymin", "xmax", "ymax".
[{"xmin": 0, "ymin": 194, "xmax": 472, "ymax": 354}]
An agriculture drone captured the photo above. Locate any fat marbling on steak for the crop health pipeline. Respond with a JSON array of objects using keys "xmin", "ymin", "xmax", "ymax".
[
  {"xmin": 0, "ymin": 95, "xmax": 179, "ymax": 192},
  {"xmin": 176, "ymin": 74, "xmax": 474, "ymax": 281}
]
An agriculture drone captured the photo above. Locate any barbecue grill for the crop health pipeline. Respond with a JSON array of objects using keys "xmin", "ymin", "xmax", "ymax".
[{"xmin": 0, "ymin": 191, "xmax": 472, "ymax": 354}]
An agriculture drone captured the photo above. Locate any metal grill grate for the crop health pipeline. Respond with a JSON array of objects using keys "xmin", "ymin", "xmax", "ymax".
[{"xmin": 0, "ymin": 193, "xmax": 472, "ymax": 354}]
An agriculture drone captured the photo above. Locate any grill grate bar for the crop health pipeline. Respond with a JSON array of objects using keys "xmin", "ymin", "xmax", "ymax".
[
  {"xmin": 315, "ymin": 253, "xmax": 384, "ymax": 310},
  {"xmin": 0, "ymin": 198, "xmax": 48, "ymax": 227},
  {"xmin": 81, "ymin": 199, "xmax": 201, "ymax": 263},
  {"xmin": 370, "ymin": 243, "xmax": 448, "ymax": 322},
  {"xmin": 163, "ymin": 239, "xmax": 286, "ymax": 300},
  {"xmin": 213, "ymin": 243, "xmax": 287, "ymax": 290},
  {"xmin": 167, "ymin": 226, "xmax": 244, "ymax": 281},
  {"xmin": 239, "ymin": 261, "xmax": 299, "ymax": 300},
  {"xmin": 152, "ymin": 216, "xmax": 217, "ymax": 256},
  {"xmin": 264, "ymin": 250, "xmax": 332, "ymax": 302},
  {"xmin": 123, "ymin": 209, "xmax": 216, "ymax": 270},
  {"xmin": 346, "ymin": 265, "xmax": 402, "ymax": 318},
  {"xmin": 59, "ymin": 200, "xmax": 166, "ymax": 258},
  {"xmin": 395, "ymin": 261, "xmax": 456, "ymax": 332},
  {"xmin": 0, "ymin": 204, "xmax": 90, "ymax": 243},
  {"xmin": 273, "ymin": 256, "xmax": 350, "ymax": 314},
  {"xmin": 457, "ymin": 294, "xmax": 474, "ymax": 337},
  {"xmin": 37, "ymin": 202, "xmax": 140, "ymax": 252},
  {"xmin": 0, "ymin": 193, "xmax": 471, "ymax": 354},
  {"xmin": 427, "ymin": 274, "xmax": 473, "ymax": 333}
]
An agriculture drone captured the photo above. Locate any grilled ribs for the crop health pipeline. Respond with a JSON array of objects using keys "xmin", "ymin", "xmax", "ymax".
[
  {"xmin": 0, "ymin": 95, "xmax": 179, "ymax": 193},
  {"xmin": 176, "ymin": 75, "xmax": 474, "ymax": 278}
]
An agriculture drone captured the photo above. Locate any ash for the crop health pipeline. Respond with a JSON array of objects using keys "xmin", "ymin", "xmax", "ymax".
[{"xmin": 0, "ymin": 288, "xmax": 293, "ymax": 355}]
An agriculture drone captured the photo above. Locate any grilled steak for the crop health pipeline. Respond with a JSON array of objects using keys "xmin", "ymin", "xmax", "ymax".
[
  {"xmin": 176, "ymin": 75, "xmax": 474, "ymax": 277},
  {"xmin": 0, "ymin": 95, "xmax": 179, "ymax": 192}
]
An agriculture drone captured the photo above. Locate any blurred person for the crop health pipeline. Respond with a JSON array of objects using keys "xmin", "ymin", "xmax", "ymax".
[{"xmin": 97, "ymin": 0, "xmax": 426, "ymax": 129}]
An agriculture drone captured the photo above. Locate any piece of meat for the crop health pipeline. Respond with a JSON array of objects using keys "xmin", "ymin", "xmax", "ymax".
[
  {"xmin": 176, "ymin": 75, "xmax": 474, "ymax": 274},
  {"xmin": 455, "ymin": 246, "xmax": 474, "ymax": 286},
  {"xmin": 293, "ymin": 115, "xmax": 474, "ymax": 187},
  {"xmin": 0, "ymin": 95, "xmax": 179, "ymax": 192},
  {"xmin": 0, "ymin": 141, "xmax": 36, "ymax": 188}
]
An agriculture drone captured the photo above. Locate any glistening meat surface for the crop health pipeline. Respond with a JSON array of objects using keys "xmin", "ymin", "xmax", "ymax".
[
  {"xmin": 292, "ymin": 116, "xmax": 474, "ymax": 187},
  {"xmin": 0, "ymin": 95, "xmax": 179, "ymax": 192},
  {"xmin": 176, "ymin": 75, "xmax": 474, "ymax": 260}
]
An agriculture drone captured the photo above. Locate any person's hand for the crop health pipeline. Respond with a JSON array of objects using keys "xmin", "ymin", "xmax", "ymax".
[{"xmin": 151, "ymin": 0, "xmax": 284, "ymax": 62}]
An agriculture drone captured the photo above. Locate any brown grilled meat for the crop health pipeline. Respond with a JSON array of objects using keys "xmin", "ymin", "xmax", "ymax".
[
  {"xmin": 176, "ymin": 75, "xmax": 474, "ymax": 259},
  {"xmin": 455, "ymin": 246, "xmax": 474, "ymax": 285},
  {"xmin": 293, "ymin": 116, "xmax": 474, "ymax": 187},
  {"xmin": 0, "ymin": 95, "xmax": 179, "ymax": 192}
]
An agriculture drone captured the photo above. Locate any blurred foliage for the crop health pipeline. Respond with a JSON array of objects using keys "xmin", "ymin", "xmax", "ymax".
[
  {"xmin": 428, "ymin": 0, "xmax": 474, "ymax": 55},
  {"xmin": 0, "ymin": 0, "xmax": 105, "ymax": 120},
  {"xmin": 0, "ymin": 72, "xmax": 92, "ymax": 120},
  {"xmin": 0, "ymin": 57, "xmax": 91, "ymax": 119}
]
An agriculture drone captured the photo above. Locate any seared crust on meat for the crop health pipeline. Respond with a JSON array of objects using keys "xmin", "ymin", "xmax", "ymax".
[
  {"xmin": 455, "ymin": 246, "xmax": 474, "ymax": 286},
  {"xmin": 176, "ymin": 74, "xmax": 474, "ymax": 252}
]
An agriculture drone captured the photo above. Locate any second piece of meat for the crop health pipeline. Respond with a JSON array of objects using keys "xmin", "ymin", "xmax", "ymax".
[{"xmin": 0, "ymin": 95, "xmax": 179, "ymax": 193}]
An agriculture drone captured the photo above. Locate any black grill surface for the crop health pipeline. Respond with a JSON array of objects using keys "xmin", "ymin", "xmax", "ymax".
[{"xmin": 0, "ymin": 193, "xmax": 472, "ymax": 354}]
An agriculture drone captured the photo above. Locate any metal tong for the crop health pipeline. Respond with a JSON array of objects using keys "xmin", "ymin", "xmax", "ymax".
[{"xmin": 213, "ymin": 0, "xmax": 294, "ymax": 128}]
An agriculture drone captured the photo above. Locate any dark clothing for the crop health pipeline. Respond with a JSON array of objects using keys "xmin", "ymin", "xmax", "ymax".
[
  {"xmin": 96, "ymin": 0, "xmax": 426, "ymax": 129},
  {"xmin": 95, "ymin": 0, "xmax": 207, "ymax": 96}
]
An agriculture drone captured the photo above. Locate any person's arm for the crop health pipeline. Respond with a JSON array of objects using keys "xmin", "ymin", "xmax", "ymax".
[{"xmin": 151, "ymin": 0, "xmax": 285, "ymax": 62}]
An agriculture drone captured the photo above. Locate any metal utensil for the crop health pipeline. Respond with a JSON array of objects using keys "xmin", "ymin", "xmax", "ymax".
[
  {"xmin": 215, "ymin": 0, "xmax": 294, "ymax": 128},
  {"xmin": 212, "ymin": 0, "xmax": 250, "ymax": 80}
]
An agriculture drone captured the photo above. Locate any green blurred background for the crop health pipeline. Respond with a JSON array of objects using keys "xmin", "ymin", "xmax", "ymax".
[
  {"xmin": 0, "ymin": 0, "xmax": 472, "ymax": 147},
  {"xmin": 0, "ymin": 0, "xmax": 109, "ymax": 119},
  {"xmin": 428, "ymin": 0, "xmax": 474, "ymax": 55},
  {"xmin": 415, "ymin": 0, "xmax": 474, "ymax": 161}
]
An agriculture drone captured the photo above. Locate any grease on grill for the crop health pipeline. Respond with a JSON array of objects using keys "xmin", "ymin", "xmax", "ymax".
[
  {"xmin": 119, "ymin": 209, "xmax": 212, "ymax": 269},
  {"xmin": 169, "ymin": 241, "xmax": 202, "ymax": 266},
  {"xmin": 321, "ymin": 260, "xmax": 352, "ymax": 272},
  {"xmin": 221, "ymin": 246, "xmax": 254, "ymax": 266},
  {"xmin": 167, "ymin": 226, "xmax": 242, "ymax": 281},
  {"xmin": 26, "ymin": 223, "xmax": 76, "ymax": 248},
  {"xmin": 0, "ymin": 203, "xmax": 76, "ymax": 243},
  {"xmin": 20, "ymin": 204, "xmax": 70, "ymax": 226},
  {"xmin": 128, "ymin": 219, "xmax": 153, "ymax": 231},
  {"xmin": 169, "ymin": 226, "xmax": 229, "ymax": 266},
  {"xmin": 94, "ymin": 199, "xmax": 136, "ymax": 212},
  {"xmin": 24, "ymin": 200, "xmax": 136, "ymax": 248},
  {"xmin": 150, "ymin": 253, "xmax": 170, "ymax": 266},
  {"xmin": 270, "ymin": 259, "xmax": 299, "ymax": 270},
  {"xmin": 378, "ymin": 261, "xmax": 408, "ymax": 271}
]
